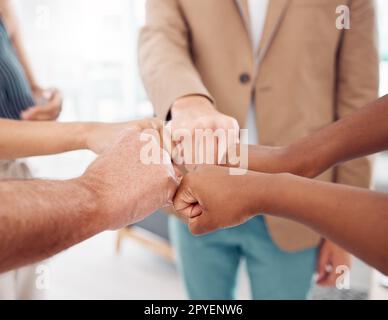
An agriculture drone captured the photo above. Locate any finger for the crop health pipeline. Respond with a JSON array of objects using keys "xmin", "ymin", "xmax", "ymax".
[
  {"xmin": 317, "ymin": 262, "xmax": 334, "ymax": 286},
  {"xmin": 173, "ymin": 180, "xmax": 200, "ymax": 218},
  {"xmin": 47, "ymin": 97, "xmax": 62, "ymax": 116},
  {"xmin": 217, "ymin": 134, "xmax": 226, "ymax": 164},
  {"xmin": 21, "ymin": 100, "xmax": 61, "ymax": 119},
  {"xmin": 20, "ymin": 107, "xmax": 36, "ymax": 120},
  {"xmin": 316, "ymin": 269, "xmax": 330, "ymax": 286},
  {"xmin": 20, "ymin": 107, "xmax": 47, "ymax": 120},
  {"xmin": 316, "ymin": 250, "xmax": 330, "ymax": 284},
  {"xmin": 49, "ymin": 89, "xmax": 62, "ymax": 104},
  {"xmin": 317, "ymin": 264, "xmax": 335, "ymax": 286},
  {"xmin": 22, "ymin": 109, "xmax": 55, "ymax": 121},
  {"xmin": 178, "ymin": 202, "xmax": 200, "ymax": 219},
  {"xmin": 171, "ymin": 141, "xmax": 182, "ymax": 165},
  {"xmin": 190, "ymin": 203, "xmax": 203, "ymax": 218},
  {"xmin": 191, "ymin": 127, "xmax": 218, "ymax": 165},
  {"xmin": 172, "ymin": 164, "xmax": 183, "ymax": 179},
  {"xmin": 228, "ymin": 118, "xmax": 240, "ymax": 144},
  {"xmin": 45, "ymin": 90, "xmax": 63, "ymax": 115},
  {"xmin": 189, "ymin": 214, "xmax": 212, "ymax": 235},
  {"xmin": 323, "ymin": 267, "xmax": 338, "ymax": 287},
  {"xmin": 320, "ymin": 253, "xmax": 351, "ymax": 287}
]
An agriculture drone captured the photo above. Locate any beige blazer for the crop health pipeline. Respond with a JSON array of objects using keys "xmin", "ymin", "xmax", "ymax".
[{"xmin": 139, "ymin": 0, "xmax": 379, "ymax": 251}]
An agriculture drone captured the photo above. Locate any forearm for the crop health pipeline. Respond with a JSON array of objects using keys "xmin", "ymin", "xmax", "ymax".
[
  {"xmin": 288, "ymin": 95, "xmax": 388, "ymax": 177},
  {"xmin": 0, "ymin": 178, "xmax": 101, "ymax": 273},
  {"xmin": 0, "ymin": 119, "xmax": 92, "ymax": 159},
  {"xmin": 256, "ymin": 173, "xmax": 388, "ymax": 274},
  {"xmin": 139, "ymin": 0, "xmax": 213, "ymax": 119},
  {"xmin": 246, "ymin": 95, "xmax": 388, "ymax": 178},
  {"xmin": 2, "ymin": 0, "xmax": 38, "ymax": 89},
  {"xmin": 332, "ymin": 0, "xmax": 379, "ymax": 188}
]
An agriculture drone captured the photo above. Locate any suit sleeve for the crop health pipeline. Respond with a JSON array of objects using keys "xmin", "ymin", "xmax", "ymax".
[
  {"xmin": 138, "ymin": 0, "xmax": 213, "ymax": 120},
  {"xmin": 334, "ymin": 0, "xmax": 379, "ymax": 188}
]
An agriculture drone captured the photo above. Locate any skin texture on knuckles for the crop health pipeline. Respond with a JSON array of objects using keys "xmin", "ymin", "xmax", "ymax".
[
  {"xmin": 82, "ymin": 128, "xmax": 180, "ymax": 230},
  {"xmin": 173, "ymin": 166, "xmax": 265, "ymax": 235},
  {"xmin": 170, "ymin": 96, "xmax": 240, "ymax": 168}
]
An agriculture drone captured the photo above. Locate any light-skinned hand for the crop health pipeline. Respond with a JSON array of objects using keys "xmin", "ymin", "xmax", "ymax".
[
  {"xmin": 170, "ymin": 95, "xmax": 239, "ymax": 167},
  {"xmin": 21, "ymin": 88, "xmax": 63, "ymax": 121},
  {"xmin": 316, "ymin": 239, "xmax": 352, "ymax": 286},
  {"xmin": 80, "ymin": 127, "xmax": 180, "ymax": 230}
]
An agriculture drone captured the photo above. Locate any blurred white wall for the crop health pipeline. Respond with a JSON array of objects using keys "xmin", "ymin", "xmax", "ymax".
[{"xmin": 14, "ymin": 0, "xmax": 150, "ymax": 123}]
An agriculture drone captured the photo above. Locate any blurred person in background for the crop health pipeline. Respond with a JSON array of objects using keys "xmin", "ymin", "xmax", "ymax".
[
  {"xmin": 0, "ymin": 0, "xmax": 62, "ymax": 299},
  {"xmin": 139, "ymin": 0, "xmax": 379, "ymax": 299}
]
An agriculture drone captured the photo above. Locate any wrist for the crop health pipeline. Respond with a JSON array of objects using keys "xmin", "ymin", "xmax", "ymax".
[
  {"xmin": 76, "ymin": 122, "xmax": 99, "ymax": 151},
  {"xmin": 68, "ymin": 177, "xmax": 105, "ymax": 233},
  {"xmin": 285, "ymin": 140, "xmax": 333, "ymax": 178},
  {"xmin": 242, "ymin": 171, "xmax": 277, "ymax": 216},
  {"xmin": 281, "ymin": 144, "xmax": 310, "ymax": 177},
  {"xmin": 171, "ymin": 95, "xmax": 215, "ymax": 118}
]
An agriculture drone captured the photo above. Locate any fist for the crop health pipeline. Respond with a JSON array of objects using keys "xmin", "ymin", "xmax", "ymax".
[
  {"xmin": 81, "ymin": 127, "xmax": 180, "ymax": 230},
  {"xmin": 173, "ymin": 166, "xmax": 266, "ymax": 235},
  {"xmin": 170, "ymin": 96, "xmax": 239, "ymax": 167}
]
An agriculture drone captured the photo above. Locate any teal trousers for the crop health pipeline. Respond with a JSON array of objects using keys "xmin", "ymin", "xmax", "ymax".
[{"xmin": 170, "ymin": 215, "xmax": 317, "ymax": 300}]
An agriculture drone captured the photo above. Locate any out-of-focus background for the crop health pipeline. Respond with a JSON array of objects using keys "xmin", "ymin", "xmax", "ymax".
[{"xmin": 11, "ymin": 0, "xmax": 388, "ymax": 299}]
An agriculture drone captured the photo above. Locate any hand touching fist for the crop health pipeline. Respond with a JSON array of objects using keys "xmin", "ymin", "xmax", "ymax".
[
  {"xmin": 170, "ymin": 95, "xmax": 239, "ymax": 166},
  {"xmin": 80, "ymin": 127, "xmax": 180, "ymax": 230},
  {"xmin": 173, "ymin": 166, "xmax": 271, "ymax": 235}
]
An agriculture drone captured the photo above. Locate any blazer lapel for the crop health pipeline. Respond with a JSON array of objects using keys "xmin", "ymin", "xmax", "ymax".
[
  {"xmin": 235, "ymin": 0, "xmax": 251, "ymax": 39},
  {"xmin": 256, "ymin": 0, "xmax": 290, "ymax": 65}
]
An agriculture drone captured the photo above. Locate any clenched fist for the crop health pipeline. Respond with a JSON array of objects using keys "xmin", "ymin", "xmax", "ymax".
[
  {"xmin": 173, "ymin": 166, "xmax": 271, "ymax": 235},
  {"xmin": 170, "ymin": 95, "xmax": 239, "ymax": 167},
  {"xmin": 81, "ymin": 127, "xmax": 180, "ymax": 230}
]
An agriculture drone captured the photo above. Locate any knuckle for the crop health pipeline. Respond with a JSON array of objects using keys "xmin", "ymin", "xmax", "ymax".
[{"xmin": 189, "ymin": 223, "xmax": 200, "ymax": 235}]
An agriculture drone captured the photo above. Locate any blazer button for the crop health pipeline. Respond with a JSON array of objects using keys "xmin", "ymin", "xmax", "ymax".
[{"xmin": 239, "ymin": 73, "xmax": 251, "ymax": 84}]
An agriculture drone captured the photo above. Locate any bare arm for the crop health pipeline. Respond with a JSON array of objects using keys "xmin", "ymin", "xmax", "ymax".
[
  {"xmin": 0, "ymin": 128, "xmax": 179, "ymax": 273},
  {"xmin": 288, "ymin": 95, "xmax": 388, "ymax": 177},
  {"xmin": 0, "ymin": 119, "xmax": 87, "ymax": 159},
  {"xmin": 0, "ymin": 118, "xmax": 161, "ymax": 159},
  {"xmin": 174, "ymin": 167, "xmax": 388, "ymax": 275},
  {"xmin": 333, "ymin": 0, "xmax": 379, "ymax": 188},
  {"xmin": 0, "ymin": 179, "xmax": 99, "ymax": 273},
  {"xmin": 174, "ymin": 94, "xmax": 388, "ymax": 274},
  {"xmin": 262, "ymin": 173, "xmax": 388, "ymax": 275},
  {"xmin": 245, "ymin": 94, "xmax": 388, "ymax": 178},
  {"xmin": 0, "ymin": 0, "xmax": 39, "ymax": 89}
]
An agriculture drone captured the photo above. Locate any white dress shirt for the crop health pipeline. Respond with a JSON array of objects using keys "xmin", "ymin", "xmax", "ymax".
[{"xmin": 245, "ymin": 0, "xmax": 269, "ymax": 145}]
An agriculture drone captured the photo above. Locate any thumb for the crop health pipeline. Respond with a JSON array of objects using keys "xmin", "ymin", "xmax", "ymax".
[
  {"xmin": 173, "ymin": 179, "xmax": 203, "ymax": 219},
  {"xmin": 317, "ymin": 247, "xmax": 330, "ymax": 283},
  {"xmin": 20, "ymin": 106, "xmax": 44, "ymax": 120}
]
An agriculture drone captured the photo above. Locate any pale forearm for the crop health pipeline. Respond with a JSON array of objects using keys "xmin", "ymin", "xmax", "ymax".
[
  {"xmin": 0, "ymin": 126, "xmax": 176, "ymax": 273},
  {"xmin": 0, "ymin": 119, "xmax": 92, "ymax": 159},
  {"xmin": 259, "ymin": 173, "xmax": 388, "ymax": 274},
  {"xmin": 5, "ymin": 0, "xmax": 38, "ymax": 89},
  {"xmin": 0, "ymin": 178, "xmax": 101, "ymax": 273}
]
